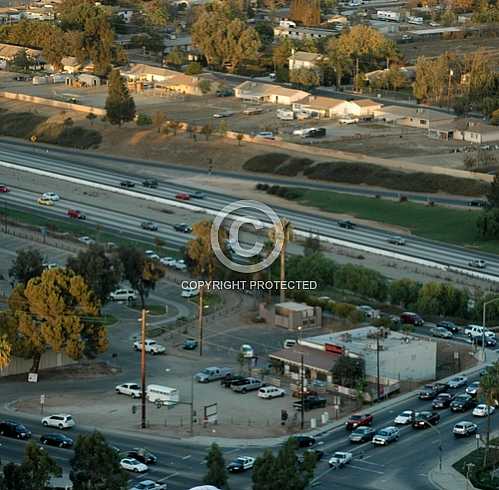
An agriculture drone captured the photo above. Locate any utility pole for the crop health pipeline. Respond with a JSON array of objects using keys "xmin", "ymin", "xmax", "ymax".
[
  {"xmin": 190, "ymin": 374, "xmax": 194, "ymax": 436},
  {"xmin": 279, "ymin": 219, "xmax": 292, "ymax": 304},
  {"xmin": 140, "ymin": 309, "xmax": 148, "ymax": 429},
  {"xmin": 376, "ymin": 333, "xmax": 381, "ymax": 401},
  {"xmin": 300, "ymin": 354, "xmax": 305, "ymax": 430},
  {"xmin": 198, "ymin": 285, "xmax": 205, "ymax": 356}
]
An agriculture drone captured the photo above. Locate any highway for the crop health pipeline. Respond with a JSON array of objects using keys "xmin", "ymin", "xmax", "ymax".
[
  {"xmin": 0, "ymin": 368, "xmax": 496, "ymax": 490},
  {"xmin": 0, "ymin": 140, "xmax": 498, "ymax": 282}
]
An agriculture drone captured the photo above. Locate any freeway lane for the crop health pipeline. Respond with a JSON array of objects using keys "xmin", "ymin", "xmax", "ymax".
[{"xmin": 0, "ymin": 145, "xmax": 498, "ymax": 281}]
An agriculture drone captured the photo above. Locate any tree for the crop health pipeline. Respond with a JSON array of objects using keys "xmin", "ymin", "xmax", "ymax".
[
  {"xmin": 165, "ymin": 47, "xmax": 187, "ymax": 67},
  {"xmin": 487, "ymin": 175, "xmax": 499, "ymax": 209},
  {"xmin": 70, "ymin": 431, "xmax": 128, "ymax": 490},
  {"xmin": 66, "ymin": 245, "xmax": 121, "ymax": 305},
  {"xmin": 236, "ymin": 133, "xmax": 244, "ymax": 146},
  {"xmin": 200, "ymin": 123, "xmax": 213, "ymax": 140},
  {"xmin": 198, "ymin": 79, "xmax": 212, "ymax": 94},
  {"xmin": 331, "ymin": 355, "xmax": 365, "ymax": 388},
  {"xmin": 116, "ymin": 246, "xmax": 164, "ymax": 308},
  {"xmin": 272, "ymin": 37, "xmax": 293, "ymax": 71},
  {"xmin": 152, "ymin": 111, "xmax": 166, "ymax": 133},
  {"xmin": 290, "ymin": 0, "xmax": 321, "ymax": 26},
  {"xmin": 8, "ymin": 268, "xmax": 107, "ymax": 373},
  {"xmin": 8, "ymin": 249, "xmax": 44, "ymax": 287},
  {"xmin": 416, "ymin": 282, "xmax": 468, "ymax": 317},
  {"xmin": 143, "ymin": 0, "xmax": 173, "ymax": 27},
  {"xmin": 184, "ymin": 62, "xmax": 202, "ymax": 75},
  {"xmin": 203, "ymin": 443, "xmax": 228, "ymax": 489},
  {"xmin": 11, "ymin": 49, "xmax": 31, "ymax": 72},
  {"xmin": 252, "ymin": 449, "xmax": 276, "ymax": 490},
  {"xmin": 389, "ymin": 278, "xmax": 422, "ymax": 308},
  {"xmin": 0, "ymin": 334, "xmax": 11, "ymax": 369},
  {"xmin": 325, "ymin": 38, "xmax": 353, "ymax": 88},
  {"xmin": 478, "ymin": 362, "xmax": 499, "ymax": 467},
  {"xmin": 289, "ymin": 67, "xmax": 320, "ymax": 88},
  {"xmin": 105, "ymin": 69, "xmax": 136, "ymax": 126},
  {"xmin": 86, "ymin": 112, "xmax": 97, "ymax": 126}
]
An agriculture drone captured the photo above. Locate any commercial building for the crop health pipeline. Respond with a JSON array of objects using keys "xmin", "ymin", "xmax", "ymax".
[
  {"xmin": 293, "ymin": 96, "xmax": 382, "ymax": 118},
  {"xmin": 274, "ymin": 25, "xmax": 337, "ymax": 41},
  {"xmin": 259, "ymin": 301, "xmax": 322, "ymax": 331}
]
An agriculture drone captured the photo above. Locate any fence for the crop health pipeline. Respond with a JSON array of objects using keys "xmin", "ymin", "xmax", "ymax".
[{"xmin": 0, "ymin": 351, "xmax": 77, "ymax": 378}]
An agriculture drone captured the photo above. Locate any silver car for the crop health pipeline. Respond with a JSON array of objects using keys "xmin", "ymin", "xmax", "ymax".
[{"xmin": 372, "ymin": 426, "xmax": 400, "ymax": 445}]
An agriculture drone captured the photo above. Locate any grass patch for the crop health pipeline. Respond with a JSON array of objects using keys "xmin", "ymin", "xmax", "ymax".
[
  {"xmin": 0, "ymin": 111, "xmax": 47, "ymax": 138},
  {"xmin": 35, "ymin": 122, "xmax": 102, "ymax": 149},
  {"xmin": 129, "ymin": 303, "xmax": 166, "ymax": 316},
  {"xmin": 262, "ymin": 186, "xmax": 499, "ymax": 253},
  {"xmin": 192, "ymin": 292, "xmax": 223, "ymax": 311},
  {"xmin": 304, "ymin": 161, "xmax": 488, "ymax": 197}
]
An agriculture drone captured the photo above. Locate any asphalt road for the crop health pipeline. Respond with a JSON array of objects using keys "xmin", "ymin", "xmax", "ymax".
[
  {"xmin": 0, "ymin": 369, "xmax": 495, "ymax": 490},
  {"xmin": 0, "ymin": 141, "xmax": 497, "ymax": 281}
]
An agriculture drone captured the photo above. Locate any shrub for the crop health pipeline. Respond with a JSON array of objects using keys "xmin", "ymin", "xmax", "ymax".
[
  {"xmin": 35, "ymin": 123, "xmax": 102, "ymax": 149},
  {"xmin": 243, "ymin": 153, "xmax": 290, "ymax": 173},
  {"xmin": 332, "ymin": 302, "xmax": 357, "ymax": 318},
  {"xmin": 0, "ymin": 111, "xmax": 47, "ymax": 138},
  {"xmin": 275, "ymin": 157, "xmax": 314, "ymax": 176},
  {"xmin": 136, "ymin": 113, "xmax": 152, "ymax": 126}
]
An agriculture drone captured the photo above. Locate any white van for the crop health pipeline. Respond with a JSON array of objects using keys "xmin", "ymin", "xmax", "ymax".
[
  {"xmin": 146, "ymin": 385, "xmax": 179, "ymax": 406},
  {"xmin": 181, "ymin": 285, "xmax": 199, "ymax": 298},
  {"xmin": 283, "ymin": 339, "xmax": 297, "ymax": 349}
]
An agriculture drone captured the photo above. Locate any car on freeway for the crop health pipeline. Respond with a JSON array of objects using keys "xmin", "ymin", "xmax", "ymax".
[
  {"xmin": 412, "ymin": 411, "xmax": 440, "ymax": 429},
  {"xmin": 78, "ymin": 236, "xmax": 96, "ymax": 245},
  {"xmin": 448, "ymin": 376, "xmax": 468, "ymax": 389},
  {"xmin": 110, "ymin": 289, "xmax": 137, "ymax": 302},
  {"xmin": 328, "ymin": 452, "xmax": 352, "ymax": 468},
  {"xmin": 183, "ymin": 338, "xmax": 198, "ymax": 350},
  {"xmin": 0, "ymin": 420, "xmax": 32, "ymax": 439},
  {"xmin": 0, "ymin": 185, "xmax": 10, "ymax": 192},
  {"xmin": 432, "ymin": 393, "xmax": 454, "ymax": 409},
  {"xmin": 437, "ymin": 320, "xmax": 460, "ymax": 334},
  {"xmin": 120, "ymin": 180, "xmax": 135, "ymax": 188},
  {"xmin": 40, "ymin": 433, "xmax": 73, "ymax": 448},
  {"xmin": 213, "ymin": 111, "xmax": 235, "ymax": 118},
  {"xmin": 473, "ymin": 404, "xmax": 495, "ymax": 417},
  {"xmin": 190, "ymin": 191, "xmax": 205, "ymax": 199},
  {"xmin": 226, "ymin": 456, "xmax": 255, "ymax": 473},
  {"xmin": 453, "ymin": 421, "xmax": 478, "ymax": 437},
  {"xmin": 130, "ymin": 480, "xmax": 166, "ymax": 490},
  {"xmin": 349, "ymin": 426, "xmax": 375, "ymax": 443},
  {"xmin": 345, "ymin": 413, "xmax": 373, "ymax": 430},
  {"xmin": 394, "ymin": 410, "xmax": 419, "ymax": 425},
  {"xmin": 38, "ymin": 197, "xmax": 55, "ymax": 206},
  {"xmin": 450, "ymin": 394, "xmax": 476, "ymax": 412},
  {"xmin": 419, "ymin": 383, "xmax": 447, "ymax": 400},
  {"xmin": 466, "ymin": 381, "xmax": 480, "ymax": 396},
  {"xmin": 430, "ymin": 326, "xmax": 453, "ymax": 339},
  {"xmin": 67, "ymin": 209, "xmax": 86, "ymax": 219},
  {"xmin": 160, "ymin": 257, "xmax": 176, "ymax": 267},
  {"xmin": 173, "ymin": 223, "xmax": 192, "ymax": 233},
  {"xmin": 42, "ymin": 192, "xmax": 60, "ymax": 201},
  {"xmin": 141, "ymin": 222, "xmax": 159, "ymax": 231},
  {"xmin": 258, "ymin": 386, "xmax": 285, "ymax": 399},
  {"xmin": 400, "ymin": 312, "xmax": 424, "ymax": 326},
  {"xmin": 469, "ymin": 259, "xmax": 486, "ymax": 269},
  {"xmin": 290, "ymin": 435, "xmax": 316, "ymax": 448},
  {"xmin": 120, "ymin": 458, "xmax": 148, "ymax": 473},
  {"xmin": 42, "ymin": 414, "xmax": 75, "ymax": 429},
  {"xmin": 142, "ymin": 179, "xmax": 159, "ymax": 188},
  {"xmin": 176, "ymin": 192, "xmax": 190, "ymax": 201},
  {"xmin": 126, "ymin": 449, "xmax": 158, "ymax": 464},
  {"xmin": 387, "ymin": 236, "xmax": 406, "ymax": 246},
  {"xmin": 115, "ymin": 383, "xmax": 141, "ymax": 398},
  {"xmin": 372, "ymin": 427, "xmax": 400, "ymax": 446},
  {"xmin": 338, "ymin": 220, "xmax": 354, "ymax": 229}
]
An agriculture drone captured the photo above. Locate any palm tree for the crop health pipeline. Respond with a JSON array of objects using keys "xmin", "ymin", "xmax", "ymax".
[
  {"xmin": 0, "ymin": 335, "xmax": 12, "ymax": 370},
  {"xmin": 268, "ymin": 218, "xmax": 293, "ymax": 303},
  {"xmin": 479, "ymin": 362, "xmax": 499, "ymax": 467}
]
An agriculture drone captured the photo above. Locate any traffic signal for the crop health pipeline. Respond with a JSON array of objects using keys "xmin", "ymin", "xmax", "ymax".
[{"xmin": 281, "ymin": 409, "xmax": 288, "ymax": 424}]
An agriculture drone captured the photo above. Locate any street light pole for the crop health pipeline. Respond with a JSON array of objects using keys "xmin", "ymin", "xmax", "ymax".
[
  {"xmin": 300, "ymin": 354, "xmax": 305, "ymax": 430},
  {"xmin": 482, "ymin": 297, "xmax": 499, "ymax": 362},
  {"xmin": 140, "ymin": 309, "xmax": 148, "ymax": 429},
  {"xmin": 198, "ymin": 286, "xmax": 205, "ymax": 357}
]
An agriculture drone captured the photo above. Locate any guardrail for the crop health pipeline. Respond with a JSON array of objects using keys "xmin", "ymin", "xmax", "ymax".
[{"xmin": 2, "ymin": 159, "xmax": 498, "ymax": 284}]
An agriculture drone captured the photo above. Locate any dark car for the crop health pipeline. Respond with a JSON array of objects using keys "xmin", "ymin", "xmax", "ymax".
[
  {"xmin": 338, "ymin": 220, "xmax": 355, "ymax": 229},
  {"xmin": 0, "ymin": 185, "xmax": 10, "ymax": 193},
  {"xmin": 419, "ymin": 383, "xmax": 448, "ymax": 400},
  {"xmin": 120, "ymin": 180, "xmax": 135, "ymax": 188},
  {"xmin": 472, "ymin": 336, "xmax": 497, "ymax": 348},
  {"xmin": 183, "ymin": 338, "xmax": 198, "ymax": 350},
  {"xmin": 450, "ymin": 394, "xmax": 476, "ymax": 412},
  {"xmin": 290, "ymin": 435, "xmax": 316, "ymax": 448},
  {"xmin": 142, "ymin": 179, "xmax": 158, "ymax": 188},
  {"xmin": 0, "ymin": 420, "xmax": 32, "ymax": 440},
  {"xmin": 400, "ymin": 312, "xmax": 424, "ymax": 326},
  {"xmin": 216, "ymin": 89, "xmax": 234, "ymax": 97},
  {"xmin": 345, "ymin": 413, "xmax": 373, "ymax": 430},
  {"xmin": 221, "ymin": 375, "xmax": 246, "ymax": 388},
  {"xmin": 141, "ymin": 222, "xmax": 159, "ymax": 231},
  {"xmin": 190, "ymin": 191, "xmax": 205, "ymax": 199},
  {"xmin": 173, "ymin": 223, "xmax": 192, "ymax": 233},
  {"xmin": 349, "ymin": 426, "xmax": 376, "ymax": 443},
  {"xmin": 437, "ymin": 321, "xmax": 460, "ymax": 334},
  {"xmin": 40, "ymin": 433, "xmax": 74, "ymax": 449},
  {"xmin": 293, "ymin": 395, "xmax": 327, "ymax": 411},
  {"xmin": 127, "ymin": 449, "xmax": 158, "ymax": 464},
  {"xmin": 468, "ymin": 199, "xmax": 486, "ymax": 208},
  {"xmin": 432, "ymin": 393, "xmax": 454, "ymax": 409},
  {"xmin": 412, "ymin": 411, "xmax": 440, "ymax": 429}
]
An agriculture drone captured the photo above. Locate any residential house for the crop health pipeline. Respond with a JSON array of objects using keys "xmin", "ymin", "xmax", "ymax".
[
  {"xmin": 48, "ymin": 56, "xmax": 81, "ymax": 74},
  {"xmin": 234, "ymin": 81, "xmax": 309, "ymax": 105},
  {"xmin": 0, "ymin": 43, "xmax": 44, "ymax": 69},
  {"xmin": 348, "ymin": 99, "xmax": 383, "ymax": 118},
  {"xmin": 377, "ymin": 105, "xmax": 455, "ymax": 128},
  {"xmin": 0, "ymin": 8, "xmax": 22, "ymax": 24},
  {"xmin": 288, "ymin": 51, "xmax": 325, "ymax": 72},
  {"xmin": 163, "ymin": 35, "xmax": 193, "ymax": 55},
  {"xmin": 292, "ymin": 95, "xmax": 353, "ymax": 118},
  {"xmin": 454, "ymin": 119, "xmax": 499, "ymax": 144},
  {"xmin": 274, "ymin": 25, "xmax": 337, "ymax": 41}
]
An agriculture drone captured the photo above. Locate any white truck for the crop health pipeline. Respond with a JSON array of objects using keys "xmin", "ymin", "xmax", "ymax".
[
  {"xmin": 133, "ymin": 338, "xmax": 166, "ymax": 355},
  {"xmin": 131, "ymin": 481, "xmax": 167, "ymax": 490},
  {"xmin": 464, "ymin": 325, "xmax": 496, "ymax": 339},
  {"xmin": 277, "ymin": 109, "xmax": 295, "ymax": 120},
  {"xmin": 407, "ymin": 15, "xmax": 424, "ymax": 24},
  {"xmin": 377, "ymin": 10, "xmax": 401, "ymax": 22},
  {"xmin": 195, "ymin": 367, "xmax": 232, "ymax": 383}
]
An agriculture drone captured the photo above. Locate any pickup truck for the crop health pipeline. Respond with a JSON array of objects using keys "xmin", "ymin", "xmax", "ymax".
[
  {"xmin": 231, "ymin": 377, "xmax": 262, "ymax": 393},
  {"xmin": 195, "ymin": 367, "xmax": 232, "ymax": 383},
  {"xmin": 345, "ymin": 413, "xmax": 373, "ymax": 430},
  {"xmin": 464, "ymin": 325, "xmax": 495, "ymax": 339},
  {"xmin": 130, "ymin": 481, "xmax": 167, "ymax": 490},
  {"xmin": 293, "ymin": 395, "xmax": 327, "ymax": 411},
  {"xmin": 220, "ymin": 375, "xmax": 246, "ymax": 388},
  {"xmin": 133, "ymin": 339, "xmax": 166, "ymax": 355}
]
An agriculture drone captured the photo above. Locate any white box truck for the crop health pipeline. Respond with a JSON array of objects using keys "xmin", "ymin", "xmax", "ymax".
[
  {"xmin": 377, "ymin": 10, "xmax": 401, "ymax": 22},
  {"xmin": 146, "ymin": 384, "xmax": 179, "ymax": 405}
]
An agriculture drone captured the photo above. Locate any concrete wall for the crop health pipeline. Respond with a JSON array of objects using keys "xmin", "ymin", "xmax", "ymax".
[
  {"xmin": 0, "ymin": 91, "xmax": 106, "ymax": 116},
  {"xmin": 0, "ymin": 351, "xmax": 77, "ymax": 378}
]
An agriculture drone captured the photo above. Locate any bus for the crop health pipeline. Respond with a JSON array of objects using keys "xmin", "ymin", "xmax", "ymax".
[{"xmin": 146, "ymin": 385, "xmax": 179, "ymax": 406}]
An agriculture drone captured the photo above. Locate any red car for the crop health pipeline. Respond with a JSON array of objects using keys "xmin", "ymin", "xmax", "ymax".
[
  {"xmin": 345, "ymin": 413, "xmax": 373, "ymax": 431},
  {"xmin": 67, "ymin": 209, "xmax": 86, "ymax": 220},
  {"xmin": 0, "ymin": 185, "xmax": 10, "ymax": 193},
  {"xmin": 176, "ymin": 192, "xmax": 190, "ymax": 201}
]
